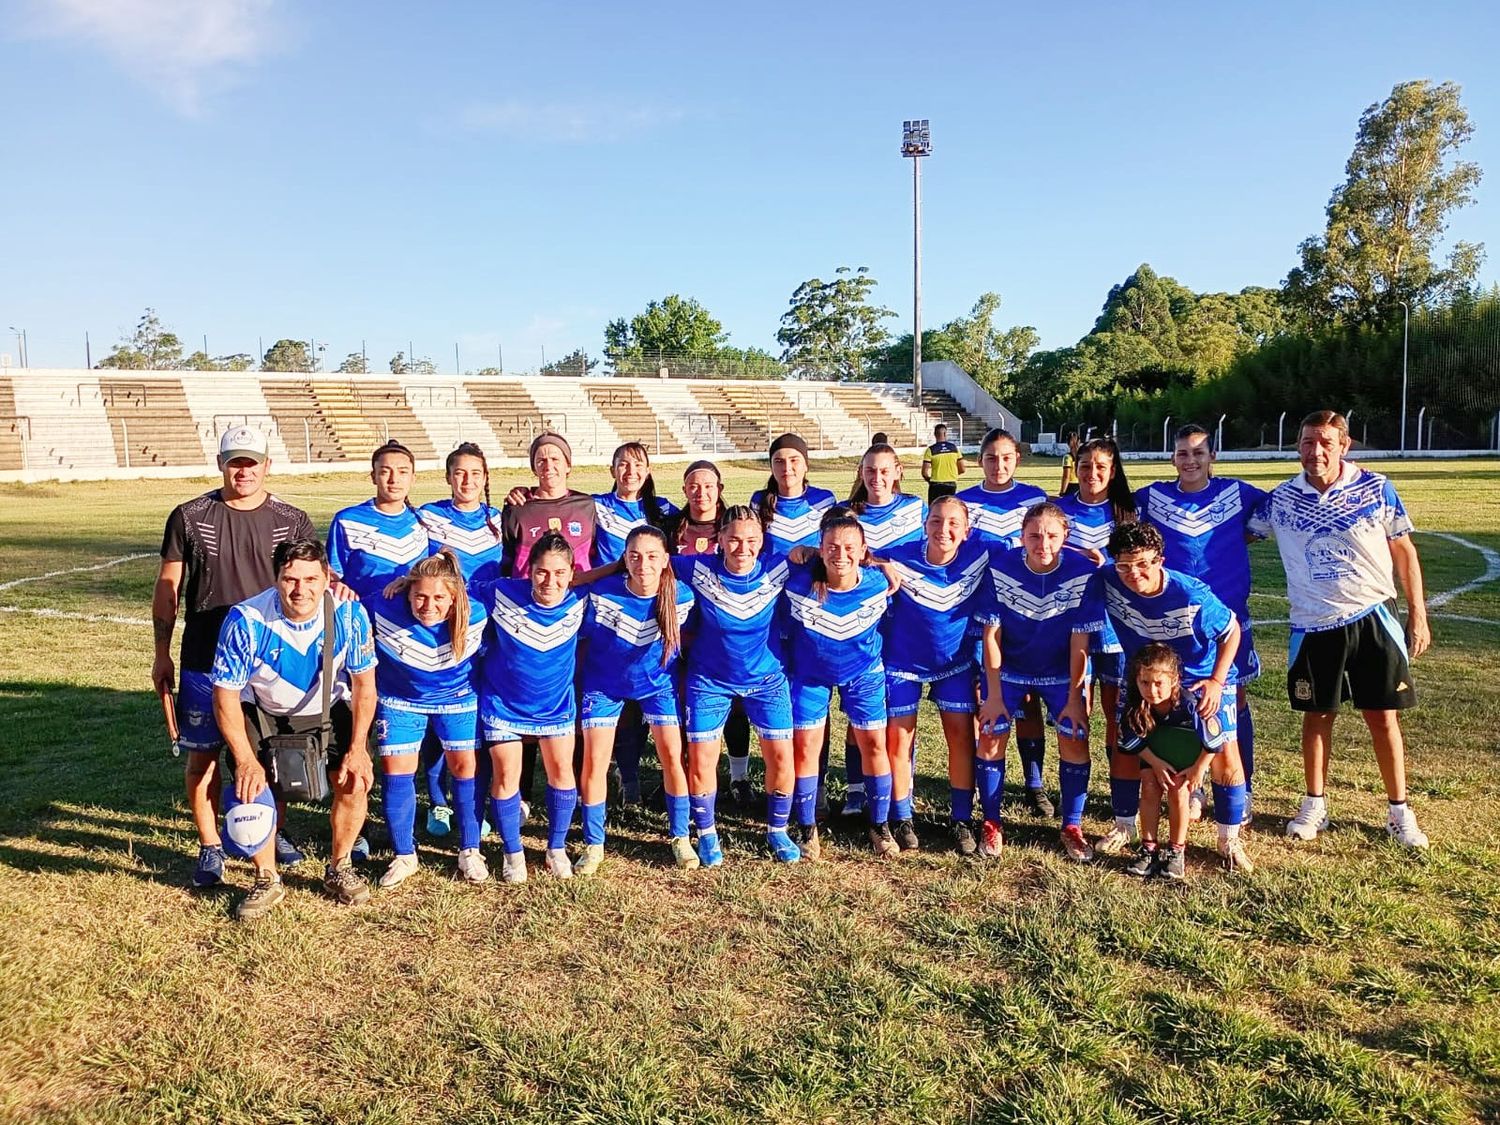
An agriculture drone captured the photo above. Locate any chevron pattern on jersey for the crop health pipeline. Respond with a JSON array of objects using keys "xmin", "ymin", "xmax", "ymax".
[
  {"xmin": 889, "ymin": 552, "xmax": 988, "ymax": 612},
  {"xmin": 987, "ymin": 568, "xmax": 1094, "ymax": 622},
  {"xmin": 767, "ymin": 497, "xmax": 835, "ymax": 545},
  {"xmin": 424, "ymin": 514, "xmax": 501, "ymax": 556},
  {"xmin": 373, "ymin": 614, "xmax": 486, "ymax": 671},
  {"xmin": 785, "ymin": 588, "xmax": 889, "ymax": 640},
  {"xmin": 860, "ymin": 500, "xmax": 925, "ymax": 550},
  {"xmin": 967, "ymin": 504, "xmax": 1027, "ymax": 542},
  {"xmin": 690, "ymin": 559, "xmax": 789, "ymax": 620},
  {"xmin": 337, "ymin": 520, "xmax": 430, "ymax": 566},
  {"xmin": 489, "ymin": 590, "xmax": 585, "ymax": 652},
  {"xmin": 1067, "ymin": 519, "xmax": 1113, "ymax": 551},
  {"xmin": 1142, "ymin": 486, "xmax": 1244, "ymax": 538},
  {"xmin": 588, "ymin": 591, "xmax": 696, "ymax": 646},
  {"xmin": 1105, "ymin": 586, "xmax": 1203, "ymax": 642}
]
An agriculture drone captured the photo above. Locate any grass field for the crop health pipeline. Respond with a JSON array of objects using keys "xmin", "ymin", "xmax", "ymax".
[{"xmin": 2, "ymin": 455, "xmax": 1499, "ymax": 1124}]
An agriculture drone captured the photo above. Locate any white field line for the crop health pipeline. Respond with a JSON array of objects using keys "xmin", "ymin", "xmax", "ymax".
[
  {"xmin": 0, "ymin": 552, "xmax": 154, "ymax": 592},
  {"xmin": 1425, "ymin": 533, "xmax": 1500, "ymax": 608},
  {"xmin": 0, "ymin": 605, "xmax": 150, "ymax": 626}
]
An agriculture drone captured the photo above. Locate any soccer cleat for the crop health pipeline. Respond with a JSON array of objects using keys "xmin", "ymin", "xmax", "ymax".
[
  {"xmin": 767, "ymin": 829, "xmax": 802, "ymax": 864},
  {"xmin": 951, "ymin": 821, "xmax": 978, "ymax": 857},
  {"xmin": 1024, "ymin": 787, "xmax": 1056, "ymax": 818},
  {"xmin": 275, "ymin": 832, "xmax": 305, "ymax": 867},
  {"xmin": 1188, "ymin": 787, "xmax": 1206, "ymax": 823},
  {"xmin": 979, "ymin": 819, "xmax": 1004, "ymax": 859},
  {"xmin": 378, "ymin": 853, "xmax": 419, "ymax": 889},
  {"xmin": 1095, "ymin": 823, "xmax": 1135, "ymax": 856},
  {"xmin": 572, "ymin": 844, "xmax": 605, "ymax": 876},
  {"xmin": 544, "ymin": 847, "xmax": 574, "ymax": 879},
  {"xmin": 234, "ymin": 872, "xmax": 286, "ymax": 922},
  {"xmin": 729, "ymin": 779, "xmax": 754, "ymax": 807},
  {"xmin": 1125, "ymin": 843, "xmax": 1158, "ymax": 878},
  {"xmin": 841, "ymin": 787, "xmax": 867, "ymax": 818},
  {"xmin": 696, "ymin": 831, "xmax": 724, "ymax": 868},
  {"xmin": 456, "ymin": 847, "xmax": 489, "ymax": 883},
  {"xmin": 351, "ymin": 835, "xmax": 371, "ymax": 863},
  {"xmin": 868, "ymin": 822, "xmax": 900, "ymax": 859},
  {"xmin": 1386, "ymin": 805, "xmax": 1429, "ymax": 850},
  {"xmin": 479, "ymin": 818, "xmax": 493, "ymax": 841},
  {"xmin": 426, "ymin": 805, "xmax": 453, "ymax": 837},
  {"xmin": 892, "ymin": 819, "xmax": 920, "ymax": 853},
  {"xmin": 1286, "ymin": 795, "xmax": 1330, "ymax": 841},
  {"xmin": 1218, "ymin": 837, "xmax": 1255, "ymax": 874},
  {"xmin": 519, "ymin": 800, "xmax": 531, "ymax": 827},
  {"xmin": 669, "ymin": 836, "xmax": 701, "ymax": 870},
  {"xmin": 1159, "ymin": 845, "xmax": 1186, "ymax": 881},
  {"xmin": 1060, "ymin": 825, "xmax": 1095, "ymax": 863},
  {"xmin": 500, "ymin": 851, "xmax": 528, "ymax": 884},
  {"xmin": 799, "ymin": 824, "xmax": 822, "ymax": 862},
  {"xmin": 324, "ymin": 860, "xmax": 372, "ymax": 906},
  {"xmin": 192, "ymin": 844, "xmax": 226, "ymax": 887}
]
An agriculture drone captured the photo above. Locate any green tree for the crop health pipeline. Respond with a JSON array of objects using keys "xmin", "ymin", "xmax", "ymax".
[
  {"xmin": 96, "ymin": 308, "xmax": 183, "ymax": 369},
  {"xmin": 335, "ymin": 352, "xmax": 368, "ymax": 374},
  {"xmin": 1283, "ymin": 79, "xmax": 1485, "ymax": 326},
  {"xmin": 604, "ymin": 295, "xmax": 729, "ymax": 362},
  {"xmin": 388, "ymin": 351, "xmax": 434, "ymax": 376},
  {"xmin": 263, "ymin": 339, "xmax": 314, "ymax": 372},
  {"xmin": 540, "ymin": 348, "xmax": 598, "ymax": 377},
  {"xmin": 776, "ymin": 266, "xmax": 895, "ymax": 380}
]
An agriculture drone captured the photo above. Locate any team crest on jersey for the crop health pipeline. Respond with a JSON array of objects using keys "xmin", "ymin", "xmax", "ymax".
[
  {"xmin": 568, "ymin": 521, "xmax": 583, "ymax": 536},
  {"xmin": 548, "ymin": 518, "xmax": 561, "ymax": 531},
  {"xmin": 1293, "ymin": 679, "xmax": 1312, "ymax": 701},
  {"xmin": 695, "ymin": 537, "xmax": 709, "ymax": 552}
]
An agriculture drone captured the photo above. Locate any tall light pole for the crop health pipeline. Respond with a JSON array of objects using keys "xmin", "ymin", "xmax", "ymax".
[
  {"xmin": 8, "ymin": 326, "xmax": 27, "ymax": 368},
  {"xmin": 901, "ymin": 119, "xmax": 931, "ymax": 410},
  {"xmin": 1398, "ymin": 300, "xmax": 1410, "ymax": 453}
]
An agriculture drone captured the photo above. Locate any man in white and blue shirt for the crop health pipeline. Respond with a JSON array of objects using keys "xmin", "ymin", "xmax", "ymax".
[
  {"xmin": 211, "ymin": 538, "xmax": 379, "ymax": 920},
  {"xmin": 1248, "ymin": 410, "xmax": 1431, "ymax": 849}
]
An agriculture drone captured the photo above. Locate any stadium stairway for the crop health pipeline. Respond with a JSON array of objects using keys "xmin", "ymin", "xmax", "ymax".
[
  {"xmin": 684, "ymin": 384, "xmax": 770, "ymax": 453},
  {"xmin": 308, "ymin": 380, "xmax": 382, "ymax": 461},
  {"xmin": 585, "ymin": 382, "xmax": 687, "ymax": 457},
  {"xmin": 259, "ymin": 378, "xmax": 345, "ymax": 462},
  {"xmin": 0, "ymin": 376, "xmax": 25, "ymax": 470},
  {"xmin": 717, "ymin": 384, "xmax": 827, "ymax": 453},
  {"xmin": 400, "ymin": 382, "xmax": 501, "ymax": 462},
  {"xmin": 919, "ymin": 388, "xmax": 991, "ymax": 447},
  {"xmin": 10, "ymin": 373, "xmax": 118, "ymax": 470},
  {"xmin": 632, "ymin": 380, "xmax": 725, "ymax": 456},
  {"xmin": 180, "ymin": 378, "xmax": 291, "ymax": 464},
  {"xmin": 462, "ymin": 380, "xmax": 548, "ymax": 459},
  {"xmin": 827, "ymin": 385, "xmax": 924, "ymax": 448},
  {"xmin": 526, "ymin": 380, "xmax": 624, "ymax": 459}
]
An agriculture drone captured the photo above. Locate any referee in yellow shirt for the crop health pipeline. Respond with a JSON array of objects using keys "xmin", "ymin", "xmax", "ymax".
[{"xmin": 920, "ymin": 423, "xmax": 967, "ymax": 501}]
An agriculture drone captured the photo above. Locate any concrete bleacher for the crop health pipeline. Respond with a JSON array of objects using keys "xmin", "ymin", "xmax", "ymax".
[{"xmin": 0, "ymin": 367, "xmax": 1012, "ymax": 481}]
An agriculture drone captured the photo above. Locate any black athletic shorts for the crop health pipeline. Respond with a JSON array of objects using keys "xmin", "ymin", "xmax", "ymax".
[
  {"xmin": 1286, "ymin": 604, "xmax": 1416, "ymax": 712},
  {"xmin": 927, "ymin": 481, "xmax": 958, "ymax": 502},
  {"xmin": 243, "ymin": 700, "xmax": 356, "ymax": 773}
]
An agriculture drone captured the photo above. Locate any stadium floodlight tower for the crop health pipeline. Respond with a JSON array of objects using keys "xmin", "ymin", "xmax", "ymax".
[{"xmin": 901, "ymin": 119, "xmax": 931, "ymax": 409}]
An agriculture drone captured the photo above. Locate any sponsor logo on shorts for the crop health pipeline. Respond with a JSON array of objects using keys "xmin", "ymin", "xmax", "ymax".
[
  {"xmin": 1293, "ymin": 679, "xmax": 1312, "ymax": 701},
  {"xmin": 1397, "ymin": 681, "xmax": 1410, "ymax": 692}
]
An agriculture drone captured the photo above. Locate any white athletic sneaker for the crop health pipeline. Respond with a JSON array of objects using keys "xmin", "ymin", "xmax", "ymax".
[
  {"xmin": 572, "ymin": 844, "xmax": 605, "ymax": 876},
  {"xmin": 545, "ymin": 847, "xmax": 573, "ymax": 879},
  {"xmin": 1386, "ymin": 804, "xmax": 1429, "ymax": 850},
  {"xmin": 500, "ymin": 850, "xmax": 528, "ymax": 884},
  {"xmin": 1218, "ymin": 837, "xmax": 1255, "ymax": 874},
  {"xmin": 379, "ymin": 853, "xmax": 419, "ymax": 889},
  {"xmin": 1095, "ymin": 821, "xmax": 1135, "ymax": 856},
  {"xmin": 1188, "ymin": 787, "xmax": 1206, "ymax": 823},
  {"xmin": 1285, "ymin": 795, "xmax": 1330, "ymax": 841},
  {"xmin": 456, "ymin": 847, "xmax": 489, "ymax": 883}
]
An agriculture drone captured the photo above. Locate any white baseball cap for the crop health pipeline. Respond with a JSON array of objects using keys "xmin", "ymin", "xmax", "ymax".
[{"xmin": 218, "ymin": 425, "xmax": 269, "ymax": 463}]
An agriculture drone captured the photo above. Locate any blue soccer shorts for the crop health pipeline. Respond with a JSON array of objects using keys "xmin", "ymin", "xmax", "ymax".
[
  {"xmin": 790, "ymin": 666, "xmax": 887, "ymax": 731},
  {"xmin": 376, "ymin": 699, "xmax": 479, "ymax": 757},
  {"xmin": 178, "ymin": 669, "xmax": 223, "ymax": 753},
  {"xmin": 480, "ymin": 691, "xmax": 575, "ymax": 744},
  {"xmin": 581, "ymin": 685, "xmax": 681, "ymax": 729},
  {"xmin": 685, "ymin": 672, "xmax": 793, "ymax": 744},
  {"xmin": 980, "ymin": 677, "xmax": 1090, "ymax": 741},
  {"xmin": 885, "ymin": 664, "xmax": 977, "ymax": 718}
]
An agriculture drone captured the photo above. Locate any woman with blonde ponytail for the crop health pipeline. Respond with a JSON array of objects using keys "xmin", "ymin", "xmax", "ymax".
[{"xmin": 369, "ymin": 550, "xmax": 490, "ymax": 887}]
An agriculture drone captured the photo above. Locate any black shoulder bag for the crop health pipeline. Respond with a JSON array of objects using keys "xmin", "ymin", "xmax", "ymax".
[{"xmin": 258, "ymin": 590, "xmax": 336, "ymax": 801}]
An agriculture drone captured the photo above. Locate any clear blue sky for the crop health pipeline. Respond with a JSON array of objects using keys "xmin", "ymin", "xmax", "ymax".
[{"xmin": 3, "ymin": 0, "xmax": 1497, "ymax": 372}]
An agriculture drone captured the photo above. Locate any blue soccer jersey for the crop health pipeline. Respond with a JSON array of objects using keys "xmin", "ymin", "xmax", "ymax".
[
  {"xmin": 581, "ymin": 572, "xmax": 696, "ymax": 699},
  {"xmin": 474, "ymin": 579, "xmax": 586, "ymax": 725},
  {"xmin": 880, "ymin": 538, "xmax": 991, "ymax": 679},
  {"xmin": 780, "ymin": 565, "xmax": 890, "ymax": 686},
  {"xmin": 981, "ymin": 546, "xmax": 1106, "ymax": 684},
  {"xmin": 1094, "ymin": 566, "xmax": 1236, "ymax": 683},
  {"xmin": 211, "ymin": 588, "xmax": 377, "ymax": 717},
  {"xmin": 368, "ymin": 590, "xmax": 488, "ymax": 708},
  {"xmin": 1054, "ymin": 493, "xmax": 1118, "ymax": 557},
  {"xmin": 419, "ymin": 499, "xmax": 504, "ymax": 588},
  {"xmin": 327, "ymin": 499, "xmax": 430, "ymax": 602},
  {"xmin": 1135, "ymin": 477, "xmax": 1265, "ymax": 622},
  {"xmin": 960, "ymin": 480, "xmax": 1049, "ymax": 548},
  {"xmin": 855, "ymin": 494, "xmax": 927, "ymax": 552},
  {"xmin": 673, "ymin": 553, "xmax": 790, "ymax": 689},
  {"xmin": 751, "ymin": 485, "xmax": 837, "ymax": 554},
  {"xmin": 591, "ymin": 492, "xmax": 680, "ymax": 566}
]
